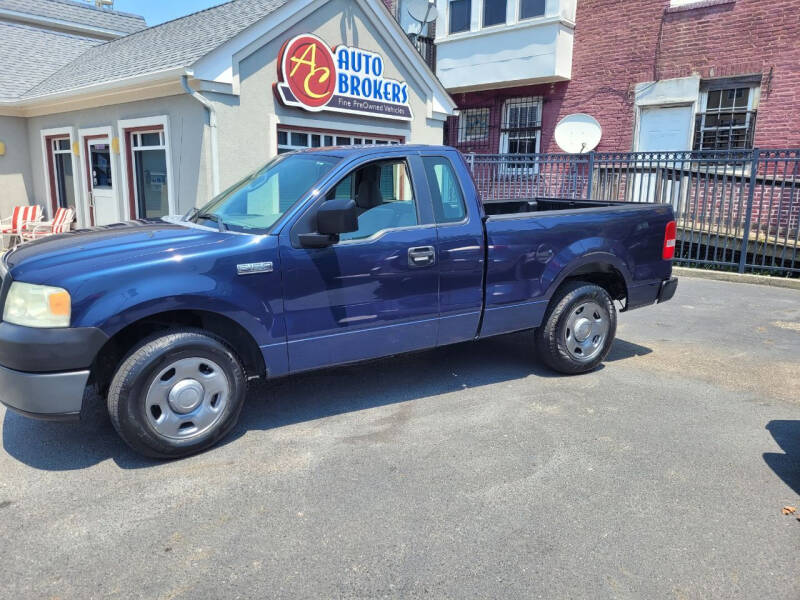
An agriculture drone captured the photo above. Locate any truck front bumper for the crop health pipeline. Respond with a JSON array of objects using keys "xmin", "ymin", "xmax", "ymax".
[
  {"xmin": 0, "ymin": 364, "xmax": 89, "ymax": 421},
  {"xmin": 0, "ymin": 322, "xmax": 108, "ymax": 421}
]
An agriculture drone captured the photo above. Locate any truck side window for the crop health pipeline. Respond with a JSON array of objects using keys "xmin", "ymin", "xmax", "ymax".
[
  {"xmin": 327, "ymin": 160, "xmax": 418, "ymax": 241},
  {"xmin": 423, "ymin": 157, "xmax": 467, "ymax": 223}
]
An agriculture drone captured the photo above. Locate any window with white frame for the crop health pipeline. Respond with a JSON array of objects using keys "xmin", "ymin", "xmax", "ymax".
[
  {"xmin": 130, "ymin": 129, "xmax": 169, "ymax": 219},
  {"xmin": 693, "ymin": 83, "xmax": 759, "ymax": 150},
  {"xmin": 519, "ymin": 0, "xmax": 546, "ymax": 19},
  {"xmin": 449, "ymin": 0, "xmax": 472, "ymax": 33},
  {"xmin": 500, "ymin": 97, "xmax": 542, "ymax": 174},
  {"xmin": 500, "ymin": 97, "xmax": 542, "ymax": 155},
  {"xmin": 483, "ymin": 0, "xmax": 507, "ymax": 27},
  {"xmin": 277, "ymin": 129, "xmax": 400, "ymax": 154},
  {"xmin": 50, "ymin": 137, "xmax": 77, "ymax": 212}
]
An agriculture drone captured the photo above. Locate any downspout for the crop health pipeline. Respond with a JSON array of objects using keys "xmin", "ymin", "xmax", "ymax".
[{"xmin": 181, "ymin": 70, "xmax": 220, "ymax": 197}]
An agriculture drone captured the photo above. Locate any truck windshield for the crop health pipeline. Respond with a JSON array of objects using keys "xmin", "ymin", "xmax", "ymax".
[{"xmin": 191, "ymin": 153, "xmax": 341, "ymax": 233}]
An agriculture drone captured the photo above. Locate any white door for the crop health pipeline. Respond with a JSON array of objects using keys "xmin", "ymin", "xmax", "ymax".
[
  {"xmin": 632, "ymin": 105, "xmax": 693, "ymax": 203},
  {"xmin": 636, "ymin": 105, "xmax": 693, "ymax": 151},
  {"xmin": 87, "ymin": 138, "xmax": 120, "ymax": 225}
]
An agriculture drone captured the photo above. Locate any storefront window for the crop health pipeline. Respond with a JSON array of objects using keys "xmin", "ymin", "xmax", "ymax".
[
  {"xmin": 51, "ymin": 137, "xmax": 76, "ymax": 212},
  {"xmin": 277, "ymin": 128, "xmax": 400, "ymax": 153},
  {"xmin": 131, "ymin": 130, "xmax": 169, "ymax": 219}
]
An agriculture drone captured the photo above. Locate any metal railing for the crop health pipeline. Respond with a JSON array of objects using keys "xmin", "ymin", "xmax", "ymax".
[
  {"xmin": 411, "ymin": 35, "xmax": 437, "ymax": 72},
  {"xmin": 465, "ymin": 149, "xmax": 800, "ymax": 277}
]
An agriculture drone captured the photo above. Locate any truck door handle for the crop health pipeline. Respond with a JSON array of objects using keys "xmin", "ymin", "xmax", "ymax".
[{"xmin": 408, "ymin": 246, "xmax": 436, "ymax": 267}]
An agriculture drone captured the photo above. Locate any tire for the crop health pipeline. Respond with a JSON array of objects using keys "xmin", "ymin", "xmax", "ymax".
[
  {"xmin": 107, "ymin": 329, "xmax": 247, "ymax": 459},
  {"xmin": 535, "ymin": 280, "xmax": 617, "ymax": 375}
]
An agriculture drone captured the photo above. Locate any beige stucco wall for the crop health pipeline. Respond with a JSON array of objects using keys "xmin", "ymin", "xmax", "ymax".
[
  {"xmin": 211, "ymin": 0, "xmax": 446, "ymax": 189},
  {"xmin": 25, "ymin": 94, "xmax": 210, "ymax": 220},
  {"xmin": 14, "ymin": 0, "xmax": 447, "ymax": 220},
  {"xmin": 0, "ymin": 116, "xmax": 33, "ymax": 215}
]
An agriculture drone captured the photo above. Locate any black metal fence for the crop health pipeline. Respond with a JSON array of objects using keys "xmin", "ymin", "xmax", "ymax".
[
  {"xmin": 411, "ymin": 35, "xmax": 437, "ymax": 72},
  {"xmin": 465, "ymin": 149, "xmax": 800, "ymax": 277}
]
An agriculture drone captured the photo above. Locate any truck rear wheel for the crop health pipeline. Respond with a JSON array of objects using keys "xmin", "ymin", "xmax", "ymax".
[
  {"xmin": 107, "ymin": 329, "xmax": 247, "ymax": 459},
  {"xmin": 535, "ymin": 281, "xmax": 616, "ymax": 374}
]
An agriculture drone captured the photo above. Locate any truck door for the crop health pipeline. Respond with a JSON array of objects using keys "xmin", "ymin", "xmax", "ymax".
[
  {"xmin": 420, "ymin": 153, "xmax": 486, "ymax": 345},
  {"xmin": 280, "ymin": 155, "xmax": 439, "ymax": 373}
]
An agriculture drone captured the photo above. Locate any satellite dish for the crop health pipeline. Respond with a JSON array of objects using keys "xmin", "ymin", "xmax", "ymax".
[
  {"xmin": 407, "ymin": 0, "xmax": 438, "ymax": 23},
  {"xmin": 554, "ymin": 113, "xmax": 602, "ymax": 154}
]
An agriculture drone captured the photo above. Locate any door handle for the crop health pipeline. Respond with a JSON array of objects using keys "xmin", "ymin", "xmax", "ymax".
[{"xmin": 408, "ymin": 246, "xmax": 436, "ymax": 267}]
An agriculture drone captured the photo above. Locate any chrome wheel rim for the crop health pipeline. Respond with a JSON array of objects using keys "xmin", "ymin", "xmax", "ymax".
[
  {"xmin": 145, "ymin": 357, "xmax": 230, "ymax": 441},
  {"xmin": 563, "ymin": 301, "xmax": 609, "ymax": 362}
]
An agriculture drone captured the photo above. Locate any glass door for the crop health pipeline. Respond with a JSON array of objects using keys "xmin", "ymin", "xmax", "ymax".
[{"xmin": 86, "ymin": 136, "xmax": 119, "ymax": 226}]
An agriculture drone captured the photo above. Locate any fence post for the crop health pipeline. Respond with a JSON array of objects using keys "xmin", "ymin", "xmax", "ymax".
[
  {"xmin": 467, "ymin": 152, "xmax": 475, "ymax": 173},
  {"xmin": 585, "ymin": 151, "xmax": 596, "ymax": 201},
  {"xmin": 738, "ymin": 148, "xmax": 759, "ymax": 274}
]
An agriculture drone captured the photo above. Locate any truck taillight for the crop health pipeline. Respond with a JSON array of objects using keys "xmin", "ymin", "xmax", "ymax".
[{"xmin": 663, "ymin": 220, "xmax": 676, "ymax": 260}]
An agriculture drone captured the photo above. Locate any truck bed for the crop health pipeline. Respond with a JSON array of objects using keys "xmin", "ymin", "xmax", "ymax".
[
  {"xmin": 477, "ymin": 197, "xmax": 674, "ymax": 337},
  {"xmin": 482, "ymin": 197, "xmax": 638, "ymax": 216}
]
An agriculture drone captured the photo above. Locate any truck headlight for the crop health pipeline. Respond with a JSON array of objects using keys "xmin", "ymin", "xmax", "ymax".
[{"xmin": 3, "ymin": 282, "xmax": 71, "ymax": 328}]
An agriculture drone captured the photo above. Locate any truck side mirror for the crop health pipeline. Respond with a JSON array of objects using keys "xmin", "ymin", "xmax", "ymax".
[{"xmin": 299, "ymin": 198, "xmax": 359, "ymax": 248}]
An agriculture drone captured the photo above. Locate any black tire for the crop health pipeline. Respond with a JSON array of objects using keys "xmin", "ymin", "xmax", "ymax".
[
  {"xmin": 535, "ymin": 280, "xmax": 617, "ymax": 375},
  {"xmin": 107, "ymin": 329, "xmax": 247, "ymax": 459}
]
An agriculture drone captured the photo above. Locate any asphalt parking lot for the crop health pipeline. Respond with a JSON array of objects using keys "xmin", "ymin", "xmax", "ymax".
[{"xmin": 1, "ymin": 276, "xmax": 799, "ymax": 599}]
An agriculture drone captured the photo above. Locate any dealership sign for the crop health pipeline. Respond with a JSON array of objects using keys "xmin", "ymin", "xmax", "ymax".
[{"xmin": 275, "ymin": 34, "xmax": 413, "ymax": 121}]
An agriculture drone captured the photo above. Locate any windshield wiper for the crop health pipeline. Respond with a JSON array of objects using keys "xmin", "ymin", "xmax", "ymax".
[
  {"xmin": 183, "ymin": 207, "xmax": 200, "ymax": 222},
  {"xmin": 195, "ymin": 212, "xmax": 228, "ymax": 232}
]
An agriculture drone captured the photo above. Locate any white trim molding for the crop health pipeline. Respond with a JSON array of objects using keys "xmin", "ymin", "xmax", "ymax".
[
  {"xmin": 39, "ymin": 126, "xmax": 81, "ymax": 220},
  {"xmin": 117, "ymin": 115, "xmax": 175, "ymax": 221}
]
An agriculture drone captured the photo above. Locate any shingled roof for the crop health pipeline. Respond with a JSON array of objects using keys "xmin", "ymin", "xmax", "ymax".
[
  {"xmin": 0, "ymin": 21, "xmax": 101, "ymax": 100},
  {"xmin": 0, "ymin": 0, "xmax": 146, "ymax": 35},
  {"xmin": 19, "ymin": 0, "xmax": 291, "ymax": 100}
]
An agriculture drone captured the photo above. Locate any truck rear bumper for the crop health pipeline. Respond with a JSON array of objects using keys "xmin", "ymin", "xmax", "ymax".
[
  {"xmin": 0, "ymin": 363, "xmax": 88, "ymax": 421},
  {"xmin": 657, "ymin": 277, "xmax": 679, "ymax": 303},
  {"xmin": 626, "ymin": 276, "xmax": 678, "ymax": 311}
]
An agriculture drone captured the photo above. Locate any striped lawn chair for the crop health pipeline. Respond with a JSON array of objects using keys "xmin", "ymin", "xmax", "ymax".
[
  {"xmin": 20, "ymin": 207, "xmax": 74, "ymax": 243},
  {"xmin": 1, "ymin": 205, "xmax": 43, "ymax": 249}
]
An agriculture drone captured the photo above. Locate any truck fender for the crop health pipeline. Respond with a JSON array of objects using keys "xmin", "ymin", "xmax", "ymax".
[{"xmin": 541, "ymin": 247, "xmax": 632, "ymax": 304}]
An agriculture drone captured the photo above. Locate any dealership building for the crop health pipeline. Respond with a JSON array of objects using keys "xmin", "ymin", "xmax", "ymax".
[{"xmin": 0, "ymin": 0, "xmax": 455, "ymax": 228}]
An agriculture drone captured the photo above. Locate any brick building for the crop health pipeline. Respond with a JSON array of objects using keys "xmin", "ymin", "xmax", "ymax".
[{"xmin": 386, "ymin": 0, "xmax": 800, "ymax": 155}]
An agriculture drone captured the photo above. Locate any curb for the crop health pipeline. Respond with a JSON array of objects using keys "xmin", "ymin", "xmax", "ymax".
[{"xmin": 673, "ymin": 266, "xmax": 800, "ymax": 291}]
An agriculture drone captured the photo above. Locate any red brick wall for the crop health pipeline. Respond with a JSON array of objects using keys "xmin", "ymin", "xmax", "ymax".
[{"xmin": 449, "ymin": 0, "xmax": 800, "ymax": 153}]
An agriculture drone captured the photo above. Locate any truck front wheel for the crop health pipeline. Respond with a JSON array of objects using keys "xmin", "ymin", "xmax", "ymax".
[
  {"xmin": 535, "ymin": 281, "xmax": 617, "ymax": 374},
  {"xmin": 107, "ymin": 329, "xmax": 247, "ymax": 459}
]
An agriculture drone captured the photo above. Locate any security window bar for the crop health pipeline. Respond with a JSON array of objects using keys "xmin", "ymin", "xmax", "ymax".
[
  {"xmin": 500, "ymin": 97, "xmax": 542, "ymax": 173},
  {"xmin": 500, "ymin": 97, "xmax": 542, "ymax": 154},
  {"xmin": 456, "ymin": 108, "xmax": 491, "ymax": 145},
  {"xmin": 449, "ymin": 0, "xmax": 471, "ymax": 33},
  {"xmin": 693, "ymin": 86, "xmax": 758, "ymax": 151},
  {"xmin": 483, "ymin": 0, "xmax": 507, "ymax": 27}
]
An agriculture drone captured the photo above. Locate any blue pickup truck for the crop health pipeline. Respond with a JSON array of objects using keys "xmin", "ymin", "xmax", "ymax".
[{"xmin": 0, "ymin": 145, "xmax": 677, "ymax": 457}]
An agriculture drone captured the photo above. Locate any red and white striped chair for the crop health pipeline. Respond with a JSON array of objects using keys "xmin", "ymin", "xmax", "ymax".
[
  {"xmin": 20, "ymin": 207, "xmax": 74, "ymax": 242},
  {"xmin": 1, "ymin": 205, "xmax": 43, "ymax": 249}
]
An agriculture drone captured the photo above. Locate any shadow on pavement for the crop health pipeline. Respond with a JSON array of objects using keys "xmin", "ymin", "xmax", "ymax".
[
  {"xmin": 604, "ymin": 338, "xmax": 652, "ymax": 361},
  {"xmin": 764, "ymin": 420, "xmax": 800, "ymax": 496},
  {"xmin": 2, "ymin": 333, "xmax": 646, "ymax": 471}
]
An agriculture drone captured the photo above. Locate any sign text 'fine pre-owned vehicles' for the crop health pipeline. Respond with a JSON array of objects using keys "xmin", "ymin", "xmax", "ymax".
[{"xmin": 0, "ymin": 145, "xmax": 677, "ymax": 458}]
